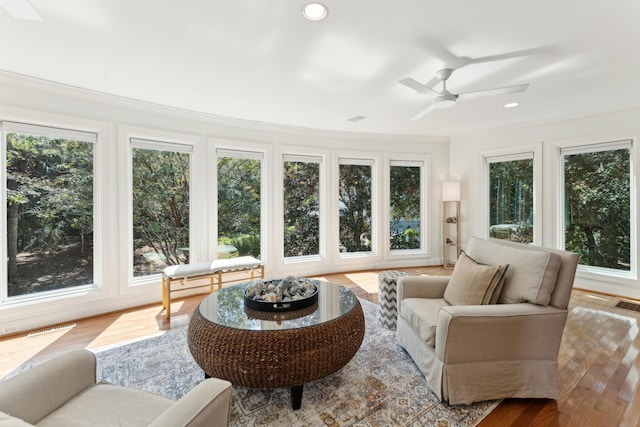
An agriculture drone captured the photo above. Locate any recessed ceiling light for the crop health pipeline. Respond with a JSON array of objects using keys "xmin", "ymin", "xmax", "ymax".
[
  {"xmin": 504, "ymin": 102, "xmax": 520, "ymax": 108},
  {"xmin": 0, "ymin": 0, "xmax": 43, "ymax": 21},
  {"xmin": 303, "ymin": 2, "xmax": 328, "ymax": 21}
]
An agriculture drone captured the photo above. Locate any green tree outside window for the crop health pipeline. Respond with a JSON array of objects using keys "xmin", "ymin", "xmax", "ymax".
[
  {"xmin": 564, "ymin": 147, "xmax": 630, "ymax": 270},
  {"xmin": 390, "ymin": 165, "xmax": 421, "ymax": 250},
  {"xmin": 488, "ymin": 158, "xmax": 534, "ymax": 243},
  {"xmin": 283, "ymin": 160, "xmax": 320, "ymax": 257},
  {"xmin": 217, "ymin": 156, "xmax": 261, "ymax": 258},
  {"xmin": 132, "ymin": 148, "xmax": 190, "ymax": 276},
  {"xmin": 339, "ymin": 164, "xmax": 372, "ymax": 253},
  {"xmin": 6, "ymin": 132, "xmax": 94, "ymax": 296}
]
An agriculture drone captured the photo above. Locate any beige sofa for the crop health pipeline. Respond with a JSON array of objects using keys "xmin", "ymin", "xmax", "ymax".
[
  {"xmin": 396, "ymin": 237, "xmax": 579, "ymax": 405},
  {"xmin": 0, "ymin": 349, "xmax": 232, "ymax": 426}
]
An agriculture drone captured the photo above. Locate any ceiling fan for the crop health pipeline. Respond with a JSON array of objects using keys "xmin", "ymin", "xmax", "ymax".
[{"xmin": 399, "ymin": 68, "xmax": 529, "ymax": 121}]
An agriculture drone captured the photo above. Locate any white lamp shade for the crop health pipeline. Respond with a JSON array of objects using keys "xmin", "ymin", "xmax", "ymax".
[{"xmin": 443, "ymin": 181, "xmax": 460, "ymax": 202}]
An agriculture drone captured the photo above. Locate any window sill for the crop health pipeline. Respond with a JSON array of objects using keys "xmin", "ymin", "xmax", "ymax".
[
  {"xmin": 283, "ymin": 255, "xmax": 324, "ymax": 264},
  {"xmin": 575, "ymin": 265, "xmax": 636, "ymax": 286}
]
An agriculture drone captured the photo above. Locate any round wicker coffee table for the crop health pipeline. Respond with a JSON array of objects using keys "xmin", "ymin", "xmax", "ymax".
[{"xmin": 187, "ymin": 279, "xmax": 365, "ymax": 410}]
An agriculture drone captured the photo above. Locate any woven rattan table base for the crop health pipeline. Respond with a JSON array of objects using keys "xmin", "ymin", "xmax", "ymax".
[{"xmin": 188, "ymin": 297, "xmax": 365, "ymax": 409}]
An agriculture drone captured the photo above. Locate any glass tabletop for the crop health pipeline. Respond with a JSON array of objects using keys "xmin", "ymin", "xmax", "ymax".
[{"xmin": 198, "ymin": 279, "xmax": 358, "ymax": 331}]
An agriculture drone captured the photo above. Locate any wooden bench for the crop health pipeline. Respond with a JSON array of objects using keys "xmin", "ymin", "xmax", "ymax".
[{"xmin": 161, "ymin": 256, "xmax": 264, "ymax": 319}]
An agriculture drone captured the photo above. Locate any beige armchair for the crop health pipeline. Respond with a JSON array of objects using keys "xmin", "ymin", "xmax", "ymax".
[
  {"xmin": 0, "ymin": 349, "xmax": 232, "ymax": 427},
  {"xmin": 396, "ymin": 237, "xmax": 579, "ymax": 405}
]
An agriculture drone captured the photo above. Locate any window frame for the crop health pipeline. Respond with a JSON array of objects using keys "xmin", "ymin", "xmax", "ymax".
[
  {"xmin": 385, "ymin": 156, "xmax": 429, "ymax": 258},
  {"xmin": 481, "ymin": 143, "xmax": 543, "ymax": 246},
  {"xmin": 280, "ymin": 153, "xmax": 325, "ymax": 264},
  {"xmin": 214, "ymin": 147, "xmax": 265, "ymax": 260},
  {"xmin": 127, "ymin": 137, "xmax": 195, "ymax": 286},
  {"xmin": 125, "ymin": 132, "xmax": 196, "ymax": 287},
  {"xmin": 558, "ymin": 139, "xmax": 636, "ymax": 279},
  {"xmin": 0, "ymin": 121, "xmax": 99, "ymax": 305},
  {"xmin": 334, "ymin": 152, "xmax": 380, "ymax": 262}
]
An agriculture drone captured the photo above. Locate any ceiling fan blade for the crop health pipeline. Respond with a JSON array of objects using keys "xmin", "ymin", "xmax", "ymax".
[
  {"xmin": 467, "ymin": 46, "xmax": 554, "ymax": 66},
  {"xmin": 409, "ymin": 103, "xmax": 438, "ymax": 121},
  {"xmin": 457, "ymin": 83, "xmax": 529, "ymax": 101},
  {"xmin": 398, "ymin": 78, "xmax": 441, "ymax": 95}
]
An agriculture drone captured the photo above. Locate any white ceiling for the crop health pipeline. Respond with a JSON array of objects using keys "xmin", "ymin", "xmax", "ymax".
[{"xmin": 1, "ymin": 0, "xmax": 639, "ymax": 137}]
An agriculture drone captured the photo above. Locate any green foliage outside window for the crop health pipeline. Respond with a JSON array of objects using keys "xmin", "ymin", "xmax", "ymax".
[
  {"xmin": 283, "ymin": 161, "xmax": 320, "ymax": 257},
  {"xmin": 217, "ymin": 156, "xmax": 261, "ymax": 258},
  {"xmin": 390, "ymin": 165, "xmax": 421, "ymax": 250},
  {"xmin": 132, "ymin": 148, "xmax": 189, "ymax": 276},
  {"xmin": 6, "ymin": 132, "xmax": 93, "ymax": 296},
  {"xmin": 339, "ymin": 164, "xmax": 372, "ymax": 252},
  {"xmin": 488, "ymin": 158, "xmax": 534, "ymax": 243},
  {"xmin": 564, "ymin": 148, "xmax": 630, "ymax": 270}
]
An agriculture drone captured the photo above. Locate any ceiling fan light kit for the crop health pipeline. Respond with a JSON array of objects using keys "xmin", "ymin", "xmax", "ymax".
[
  {"xmin": 399, "ymin": 68, "xmax": 529, "ymax": 119},
  {"xmin": 434, "ymin": 93, "xmax": 457, "ymax": 109}
]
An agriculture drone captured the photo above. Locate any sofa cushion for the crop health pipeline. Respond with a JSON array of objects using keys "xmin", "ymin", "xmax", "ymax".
[
  {"xmin": 0, "ymin": 412, "xmax": 33, "ymax": 427},
  {"xmin": 443, "ymin": 252, "xmax": 508, "ymax": 305},
  {"xmin": 399, "ymin": 298, "xmax": 448, "ymax": 347},
  {"xmin": 36, "ymin": 382, "xmax": 173, "ymax": 427},
  {"xmin": 466, "ymin": 237, "xmax": 561, "ymax": 305}
]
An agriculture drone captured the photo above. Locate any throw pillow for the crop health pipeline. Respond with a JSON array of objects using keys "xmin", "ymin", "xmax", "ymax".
[
  {"xmin": 443, "ymin": 251, "xmax": 508, "ymax": 306},
  {"xmin": 466, "ymin": 236, "xmax": 561, "ymax": 305}
]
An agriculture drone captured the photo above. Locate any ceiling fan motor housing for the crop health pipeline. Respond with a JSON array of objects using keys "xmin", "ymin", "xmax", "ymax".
[{"xmin": 435, "ymin": 68, "xmax": 454, "ymax": 81}]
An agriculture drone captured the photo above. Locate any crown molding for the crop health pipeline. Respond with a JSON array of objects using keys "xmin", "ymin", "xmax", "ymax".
[{"xmin": 0, "ymin": 70, "xmax": 449, "ymax": 144}]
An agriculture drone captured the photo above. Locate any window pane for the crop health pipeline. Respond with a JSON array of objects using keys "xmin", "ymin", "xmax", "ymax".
[
  {"xmin": 564, "ymin": 148, "xmax": 630, "ymax": 270},
  {"xmin": 339, "ymin": 164, "xmax": 372, "ymax": 253},
  {"xmin": 132, "ymin": 148, "xmax": 189, "ymax": 277},
  {"xmin": 283, "ymin": 160, "xmax": 320, "ymax": 257},
  {"xmin": 390, "ymin": 165, "xmax": 421, "ymax": 250},
  {"xmin": 217, "ymin": 156, "xmax": 261, "ymax": 259},
  {"xmin": 6, "ymin": 132, "xmax": 93, "ymax": 296},
  {"xmin": 488, "ymin": 158, "xmax": 534, "ymax": 243}
]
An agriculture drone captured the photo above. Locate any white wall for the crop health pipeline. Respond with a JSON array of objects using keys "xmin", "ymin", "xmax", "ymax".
[
  {"xmin": 450, "ymin": 107, "xmax": 640, "ymax": 299},
  {"xmin": 0, "ymin": 73, "xmax": 449, "ymax": 335}
]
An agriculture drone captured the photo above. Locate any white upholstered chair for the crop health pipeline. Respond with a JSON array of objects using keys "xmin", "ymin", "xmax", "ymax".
[
  {"xmin": 0, "ymin": 349, "xmax": 232, "ymax": 426},
  {"xmin": 396, "ymin": 237, "xmax": 579, "ymax": 405}
]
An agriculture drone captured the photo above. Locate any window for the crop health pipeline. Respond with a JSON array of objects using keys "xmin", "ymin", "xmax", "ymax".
[
  {"xmin": 2, "ymin": 122, "xmax": 95, "ymax": 298},
  {"xmin": 339, "ymin": 159, "xmax": 373, "ymax": 253},
  {"xmin": 283, "ymin": 155, "xmax": 321, "ymax": 258},
  {"xmin": 217, "ymin": 149, "xmax": 262, "ymax": 259},
  {"xmin": 487, "ymin": 154, "xmax": 534, "ymax": 243},
  {"xmin": 561, "ymin": 141, "xmax": 632, "ymax": 271},
  {"xmin": 389, "ymin": 161, "xmax": 423, "ymax": 250},
  {"xmin": 131, "ymin": 139, "xmax": 191, "ymax": 278}
]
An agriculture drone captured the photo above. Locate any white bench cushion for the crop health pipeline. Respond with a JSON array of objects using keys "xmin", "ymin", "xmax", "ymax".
[{"xmin": 163, "ymin": 256, "xmax": 262, "ymax": 279}]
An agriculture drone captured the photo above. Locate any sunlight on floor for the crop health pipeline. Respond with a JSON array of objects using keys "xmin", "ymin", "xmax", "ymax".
[
  {"xmin": 345, "ymin": 272, "xmax": 379, "ymax": 294},
  {"xmin": 87, "ymin": 303, "xmax": 176, "ymax": 349},
  {"xmin": 0, "ymin": 327, "xmax": 73, "ymax": 376},
  {"xmin": 584, "ymin": 294, "xmax": 608, "ymax": 302}
]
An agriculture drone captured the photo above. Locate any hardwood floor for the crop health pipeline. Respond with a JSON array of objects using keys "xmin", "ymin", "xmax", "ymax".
[
  {"xmin": 1, "ymin": 266, "xmax": 639, "ymax": 426},
  {"xmin": 478, "ymin": 288, "xmax": 640, "ymax": 427}
]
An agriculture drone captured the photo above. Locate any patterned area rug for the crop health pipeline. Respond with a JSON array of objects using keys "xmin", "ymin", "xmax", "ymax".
[{"xmin": 95, "ymin": 299, "xmax": 499, "ymax": 426}]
